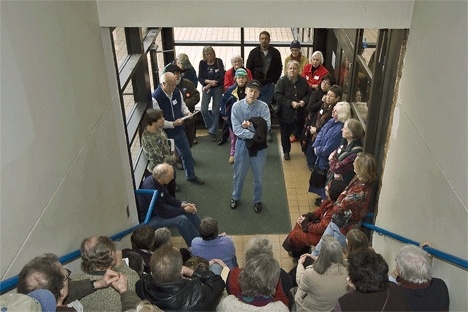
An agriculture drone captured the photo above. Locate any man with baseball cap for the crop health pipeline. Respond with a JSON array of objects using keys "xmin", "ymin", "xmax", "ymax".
[{"xmin": 230, "ymin": 79, "xmax": 271, "ymax": 213}]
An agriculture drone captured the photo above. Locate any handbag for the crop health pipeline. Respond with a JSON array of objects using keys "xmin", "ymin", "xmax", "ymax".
[
  {"xmin": 331, "ymin": 210, "xmax": 353, "ymax": 228},
  {"xmin": 309, "ymin": 167, "xmax": 327, "ymax": 188}
]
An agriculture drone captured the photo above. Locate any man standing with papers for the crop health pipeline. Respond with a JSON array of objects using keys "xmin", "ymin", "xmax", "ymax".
[
  {"xmin": 152, "ymin": 72, "xmax": 204, "ymax": 185},
  {"xmin": 165, "ymin": 64, "xmax": 200, "ymax": 147}
]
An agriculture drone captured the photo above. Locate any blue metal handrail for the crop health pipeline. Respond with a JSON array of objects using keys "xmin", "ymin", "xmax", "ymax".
[
  {"xmin": 361, "ymin": 222, "xmax": 468, "ymax": 270},
  {"xmin": 0, "ymin": 189, "xmax": 158, "ymax": 294}
]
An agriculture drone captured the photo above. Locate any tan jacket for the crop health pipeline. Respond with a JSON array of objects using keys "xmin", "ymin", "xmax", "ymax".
[{"xmin": 295, "ymin": 263, "xmax": 348, "ymax": 312}]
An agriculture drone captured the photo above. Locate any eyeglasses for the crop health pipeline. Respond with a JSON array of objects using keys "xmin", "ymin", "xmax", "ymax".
[
  {"xmin": 64, "ymin": 268, "xmax": 72, "ymax": 281},
  {"xmin": 321, "ymin": 80, "xmax": 331, "ymax": 85}
]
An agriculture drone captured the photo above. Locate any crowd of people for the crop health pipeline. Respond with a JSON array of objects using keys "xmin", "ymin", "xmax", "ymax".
[
  {"xmin": 1, "ymin": 31, "xmax": 450, "ymax": 311},
  {"xmin": 1, "ymin": 229, "xmax": 449, "ymax": 311}
]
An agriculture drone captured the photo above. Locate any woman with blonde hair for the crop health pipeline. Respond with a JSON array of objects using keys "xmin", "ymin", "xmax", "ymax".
[
  {"xmin": 198, "ymin": 46, "xmax": 225, "ymax": 141},
  {"xmin": 311, "ymin": 153, "xmax": 378, "ymax": 259},
  {"xmin": 295, "ymin": 236, "xmax": 348, "ymax": 312}
]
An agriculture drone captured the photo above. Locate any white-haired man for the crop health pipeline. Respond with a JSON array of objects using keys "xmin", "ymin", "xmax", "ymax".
[{"xmin": 390, "ymin": 243, "xmax": 450, "ymax": 311}]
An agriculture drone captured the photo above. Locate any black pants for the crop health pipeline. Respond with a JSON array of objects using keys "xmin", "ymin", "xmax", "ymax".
[{"xmin": 279, "ymin": 120, "xmax": 294, "ymax": 154}]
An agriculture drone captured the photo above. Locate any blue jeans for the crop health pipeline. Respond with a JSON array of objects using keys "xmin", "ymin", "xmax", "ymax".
[
  {"xmin": 311, "ymin": 222, "xmax": 347, "ymax": 257},
  {"xmin": 200, "ymin": 85, "xmax": 223, "ymax": 135},
  {"xmin": 147, "ymin": 211, "xmax": 201, "ymax": 247},
  {"xmin": 259, "ymin": 83, "xmax": 275, "ymax": 105},
  {"xmin": 232, "ymin": 140, "xmax": 267, "ymax": 203},
  {"xmin": 167, "ymin": 129, "xmax": 196, "ymax": 180}
]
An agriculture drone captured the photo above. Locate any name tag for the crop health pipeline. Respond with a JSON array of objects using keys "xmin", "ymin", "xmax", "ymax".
[
  {"xmin": 314, "ymin": 75, "xmax": 320, "ymax": 80},
  {"xmin": 215, "ymin": 69, "xmax": 219, "ymax": 73},
  {"xmin": 319, "ymin": 109, "xmax": 323, "ymax": 114},
  {"xmin": 172, "ymin": 99, "xmax": 178, "ymax": 105}
]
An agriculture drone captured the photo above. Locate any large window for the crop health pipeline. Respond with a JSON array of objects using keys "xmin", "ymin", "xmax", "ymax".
[{"xmin": 109, "ymin": 27, "xmax": 408, "ymax": 201}]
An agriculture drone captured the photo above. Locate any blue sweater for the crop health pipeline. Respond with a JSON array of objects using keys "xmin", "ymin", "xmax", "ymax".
[{"xmin": 312, "ymin": 118, "xmax": 344, "ymax": 171}]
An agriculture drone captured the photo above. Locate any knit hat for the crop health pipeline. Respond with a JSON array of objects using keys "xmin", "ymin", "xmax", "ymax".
[
  {"xmin": 235, "ymin": 68, "xmax": 247, "ymax": 77},
  {"xmin": 164, "ymin": 64, "xmax": 181, "ymax": 74},
  {"xmin": 0, "ymin": 293, "xmax": 42, "ymax": 312},
  {"xmin": 27, "ymin": 289, "xmax": 56, "ymax": 312},
  {"xmin": 246, "ymin": 80, "xmax": 261, "ymax": 90},
  {"xmin": 290, "ymin": 40, "xmax": 301, "ymax": 49},
  {"xmin": 327, "ymin": 179, "xmax": 347, "ymax": 201}
]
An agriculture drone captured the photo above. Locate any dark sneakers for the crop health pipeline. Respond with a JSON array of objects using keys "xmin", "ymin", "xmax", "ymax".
[
  {"xmin": 254, "ymin": 202, "xmax": 263, "ymax": 213},
  {"xmin": 230, "ymin": 200, "xmax": 262, "ymax": 212},
  {"xmin": 187, "ymin": 176, "xmax": 204, "ymax": 185},
  {"xmin": 284, "ymin": 153, "xmax": 290, "ymax": 160}
]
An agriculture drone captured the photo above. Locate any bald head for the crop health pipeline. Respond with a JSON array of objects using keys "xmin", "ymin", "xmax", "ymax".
[
  {"xmin": 152, "ymin": 163, "xmax": 174, "ymax": 185},
  {"xmin": 160, "ymin": 72, "xmax": 177, "ymax": 94}
]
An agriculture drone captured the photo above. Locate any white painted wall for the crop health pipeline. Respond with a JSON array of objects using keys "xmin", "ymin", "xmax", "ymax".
[
  {"xmin": 96, "ymin": 0, "xmax": 414, "ymax": 28},
  {"xmin": 1, "ymin": 0, "xmax": 467, "ymax": 309},
  {"xmin": 372, "ymin": 1, "xmax": 467, "ymax": 311},
  {"xmin": 0, "ymin": 1, "xmax": 137, "ymax": 280}
]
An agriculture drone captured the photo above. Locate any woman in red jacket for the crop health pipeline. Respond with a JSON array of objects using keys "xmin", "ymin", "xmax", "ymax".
[
  {"xmin": 283, "ymin": 179, "xmax": 347, "ymax": 258},
  {"xmin": 301, "ymin": 51, "xmax": 329, "ymax": 90}
]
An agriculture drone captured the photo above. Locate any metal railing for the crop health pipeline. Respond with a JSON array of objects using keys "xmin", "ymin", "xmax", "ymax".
[
  {"xmin": 0, "ymin": 189, "xmax": 159, "ymax": 294},
  {"xmin": 362, "ymin": 221, "xmax": 468, "ymax": 270}
]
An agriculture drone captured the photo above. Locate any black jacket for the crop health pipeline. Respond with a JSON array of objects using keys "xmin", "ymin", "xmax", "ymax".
[
  {"xmin": 135, "ymin": 269, "xmax": 225, "ymax": 311},
  {"xmin": 246, "ymin": 46, "xmax": 282, "ymax": 85},
  {"xmin": 274, "ymin": 75, "xmax": 311, "ymax": 123},
  {"xmin": 245, "ymin": 117, "xmax": 268, "ymax": 157}
]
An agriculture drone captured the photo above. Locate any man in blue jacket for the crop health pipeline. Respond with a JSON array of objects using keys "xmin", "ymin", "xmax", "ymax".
[{"xmin": 138, "ymin": 163, "xmax": 201, "ymax": 247}]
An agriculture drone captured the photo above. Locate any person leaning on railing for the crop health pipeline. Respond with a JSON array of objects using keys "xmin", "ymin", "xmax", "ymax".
[{"xmin": 389, "ymin": 242, "xmax": 450, "ymax": 311}]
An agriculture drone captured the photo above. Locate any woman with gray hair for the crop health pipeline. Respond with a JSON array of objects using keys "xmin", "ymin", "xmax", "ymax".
[
  {"xmin": 295, "ymin": 236, "xmax": 348, "ymax": 312},
  {"xmin": 390, "ymin": 244, "xmax": 449, "ymax": 311},
  {"xmin": 309, "ymin": 102, "xmax": 351, "ymax": 200},
  {"xmin": 176, "ymin": 52, "xmax": 198, "ymax": 86},
  {"xmin": 226, "ymin": 237, "xmax": 293, "ymax": 308},
  {"xmin": 301, "ymin": 50, "xmax": 329, "ymax": 90},
  {"xmin": 274, "ymin": 60, "xmax": 311, "ymax": 160},
  {"xmin": 223, "ymin": 55, "xmax": 253, "ymax": 91},
  {"xmin": 218, "ymin": 254, "xmax": 288, "ymax": 311}
]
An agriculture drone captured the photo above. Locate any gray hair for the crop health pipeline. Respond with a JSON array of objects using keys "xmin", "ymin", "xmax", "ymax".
[
  {"xmin": 345, "ymin": 119, "xmax": 365, "ymax": 140},
  {"xmin": 396, "ymin": 245, "xmax": 432, "ymax": 284},
  {"xmin": 245, "ymin": 237, "xmax": 273, "ymax": 261},
  {"xmin": 176, "ymin": 53, "xmax": 192, "ymax": 70},
  {"xmin": 230, "ymin": 55, "xmax": 243, "ymax": 64},
  {"xmin": 334, "ymin": 101, "xmax": 351, "ymax": 123},
  {"xmin": 311, "ymin": 51, "xmax": 324, "ymax": 65},
  {"xmin": 313, "ymin": 236, "xmax": 347, "ymax": 274},
  {"xmin": 286, "ymin": 60, "xmax": 300, "ymax": 69},
  {"xmin": 199, "ymin": 217, "xmax": 219, "ymax": 240},
  {"xmin": 152, "ymin": 227, "xmax": 172, "ymax": 251},
  {"xmin": 150, "ymin": 246, "xmax": 182, "ymax": 283},
  {"xmin": 239, "ymin": 254, "xmax": 280, "ymax": 296}
]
